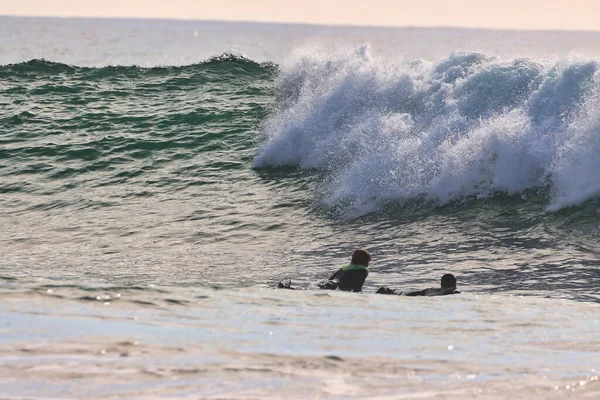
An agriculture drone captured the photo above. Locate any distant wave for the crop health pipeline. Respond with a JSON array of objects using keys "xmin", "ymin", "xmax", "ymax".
[
  {"xmin": 254, "ymin": 45, "xmax": 600, "ymax": 216},
  {"xmin": 0, "ymin": 53, "xmax": 278, "ymax": 75}
]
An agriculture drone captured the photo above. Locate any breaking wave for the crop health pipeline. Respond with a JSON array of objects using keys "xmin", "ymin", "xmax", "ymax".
[{"xmin": 254, "ymin": 46, "xmax": 600, "ymax": 216}]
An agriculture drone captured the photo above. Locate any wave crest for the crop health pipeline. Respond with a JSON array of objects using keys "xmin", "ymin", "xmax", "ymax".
[{"xmin": 0, "ymin": 53, "xmax": 277, "ymax": 76}]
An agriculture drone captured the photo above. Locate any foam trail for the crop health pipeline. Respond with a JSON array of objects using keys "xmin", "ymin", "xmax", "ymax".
[{"xmin": 254, "ymin": 46, "xmax": 600, "ymax": 216}]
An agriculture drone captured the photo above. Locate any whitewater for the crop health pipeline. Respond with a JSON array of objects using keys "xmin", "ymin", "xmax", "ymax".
[
  {"xmin": 1, "ymin": 16, "xmax": 599, "ymax": 399},
  {"xmin": 255, "ymin": 46, "xmax": 600, "ymax": 215}
]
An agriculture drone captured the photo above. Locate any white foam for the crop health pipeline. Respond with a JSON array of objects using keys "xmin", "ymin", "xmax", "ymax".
[{"xmin": 254, "ymin": 46, "xmax": 600, "ymax": 215}]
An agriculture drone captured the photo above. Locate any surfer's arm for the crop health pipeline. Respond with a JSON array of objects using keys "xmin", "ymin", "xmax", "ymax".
[{"xmin": 405, "ymin": 289, "xmax": 428, "ymax": 297}]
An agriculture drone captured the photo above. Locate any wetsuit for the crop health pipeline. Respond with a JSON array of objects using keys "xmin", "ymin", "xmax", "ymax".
[
  {"xmin": 405, "ymin": 287, "xmax": 460, "ymax": 296},
  {"xmin": 376, "ymin": 287, "xmax": 400, "ymax": 295},
  {"xmin": 277, "ymin": 279, "xmax": 298, "ymax": 290},
  {"xmin": 376, "ymin": 287, "xmax": 460, "ymax": 296},
  {"xmin": 318, "ymin": 263, "xmax": 369, "ymax": 292}
]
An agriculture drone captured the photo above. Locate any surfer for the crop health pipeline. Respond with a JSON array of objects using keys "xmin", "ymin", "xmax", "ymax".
[
  {"xmin": 317, "ymin": 249, "xmax": 371, "ymax": 292},
  {"xmin": 277, "ymin": 249, "xmax": 371, "ymax": 292},
  {"xmin": 376, "ymin": 273, "xmax": 460, "ymax": 296}
]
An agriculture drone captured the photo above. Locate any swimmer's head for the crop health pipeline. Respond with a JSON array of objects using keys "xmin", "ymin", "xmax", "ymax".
[
  {"xmin": 441, "ymin": 273, "xmax": 456, "ymax": 289},
  {"xmin": 351, "ymin": 249, "xmax": 371, "ymax": 267}
]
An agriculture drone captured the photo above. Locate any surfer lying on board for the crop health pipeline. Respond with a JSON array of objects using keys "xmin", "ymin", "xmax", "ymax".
[
  {"xmin": 278, "ymin": 249, "xmax": 371, "ymax": 292},
  {"xmin": 376, "ymin": 273, "xmax": 460, "ymax": 296}
]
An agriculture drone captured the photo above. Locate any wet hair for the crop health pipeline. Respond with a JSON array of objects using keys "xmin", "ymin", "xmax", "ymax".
[
  {"xmin": 351, "ymin": 249, "xmax": 371, "ymax": 266},
  {"xmin": 441, "ymin": 273, "xmax": 457, "ymax": 289}
]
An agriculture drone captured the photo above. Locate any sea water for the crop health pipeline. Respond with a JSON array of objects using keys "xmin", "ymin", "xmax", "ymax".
[{"xmin": 1, "ymin": 16, "xmax": 599, "ymax": 399}]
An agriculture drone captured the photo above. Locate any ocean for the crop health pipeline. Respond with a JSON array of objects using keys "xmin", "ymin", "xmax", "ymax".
[{"xmin": 1, "ymin": 16, "xmax": 599, "ymax": 399}]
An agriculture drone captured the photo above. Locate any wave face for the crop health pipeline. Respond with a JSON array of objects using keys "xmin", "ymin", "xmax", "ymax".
[
  {"xmin": 1, "ymin": 55, "xmax": 275, "ymax": 193},
  {"xmin": 254, "ymin": 46, "xmax": 600, "ymax": 216},
  {"xmin": 1, "ymin": 54, "xmax": 284, "ymax": 286}
]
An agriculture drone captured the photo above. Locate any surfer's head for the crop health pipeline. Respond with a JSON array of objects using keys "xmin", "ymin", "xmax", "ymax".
[
  {"xmin": 441, "ymin": 273, "xmax": 456, "ymax": 289},
  {"xmin": 351, "ymin": 249, "xmax": 371, "ymax": 267}
]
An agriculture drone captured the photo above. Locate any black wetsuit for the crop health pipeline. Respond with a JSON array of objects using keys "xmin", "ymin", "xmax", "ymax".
[
  {"xmin": 375, "ymin": 287, "xmax": 400, "ymax": 295},
  {"xmin": 277, "ymin": 279, "xmax": 298, "ymax": 290},
  {"xmin": 405, "ymin": 287, "xmax": 460, "ymax": 296},
  {"xmin": 318, "ymin": 264, "xmax": 369, "ymax": 292},
  {"xmin": 376, "ymin": 287, "xmax": 460, "ymax": 296},
  {"xmin": 278, "ymin": 264, "xmax": 368, "ymax": 292}
]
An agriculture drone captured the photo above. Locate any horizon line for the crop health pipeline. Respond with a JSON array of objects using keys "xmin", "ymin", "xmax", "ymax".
[{"xmin": 2, "ymin": 13, "xmax": 600, "ymax": 35}]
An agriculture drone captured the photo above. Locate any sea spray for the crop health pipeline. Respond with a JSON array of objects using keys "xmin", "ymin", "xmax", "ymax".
[{"xmin": 254, "ymin": 46, "xmax": 600, "ymax": 216}]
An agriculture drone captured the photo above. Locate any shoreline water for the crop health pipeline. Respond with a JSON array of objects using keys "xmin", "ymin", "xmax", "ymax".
[{"xmin": 1, "ymin": 283, "xmax": 599, "ymax": 399}]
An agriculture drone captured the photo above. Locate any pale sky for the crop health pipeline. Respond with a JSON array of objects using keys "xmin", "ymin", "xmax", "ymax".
[{"xmin": 2, "ymin": 0, "xmax": 600, "ymax": 31}]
